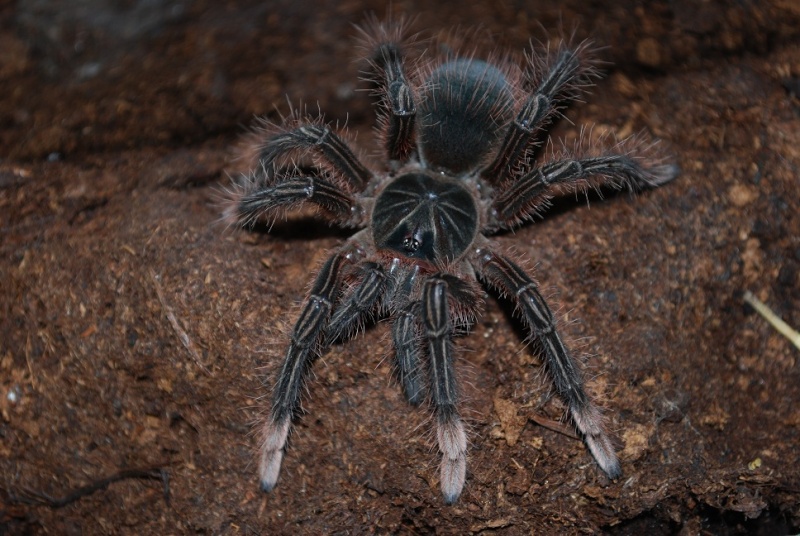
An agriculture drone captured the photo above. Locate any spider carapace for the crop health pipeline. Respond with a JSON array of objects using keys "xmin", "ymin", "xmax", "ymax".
[{"xmin": 373, "ymin": 173, "xmax": 478, "ymax": 263}]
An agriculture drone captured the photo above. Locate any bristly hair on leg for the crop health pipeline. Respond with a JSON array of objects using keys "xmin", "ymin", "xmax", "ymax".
[
  {"xmin": 355, "ymin": 13, "xmax": 423, "ymax": 83},
  {"xmin": 356, "ymin": 13, "xmax": 425, "ymax": 166},
  {"xmin": 486, "ymin": 126, "xmax": 678, "ymax": 231},
  {"xmin": 234, "ymin": 101, "xmax": 372, "ymax": 192},
  {"xmin": 218, "ymin": 98, "xmax": 376, "ymax": 230},
  {"xmin": 551, "ymin": 126, "xmax": 680, "ymax": 193},
  {"xmin": 258, "ymin": 416, "xmax": 290, "ymax": 491},
  {"xmin": 525, "ymin": 36, "xmax": 605, "ymax": 114},
  {"xmin": 232, "ymin": 101, "xmax": 319, "ymax": 185}
]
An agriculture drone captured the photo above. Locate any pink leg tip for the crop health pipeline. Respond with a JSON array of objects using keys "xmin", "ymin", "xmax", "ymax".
[
  {"xmin": 440, "ymin": 454, "xmax": 466, "ymax": 504},
  {"xmin": 259, "ymin": 418, "xmax": 290, "ymax": 492}
]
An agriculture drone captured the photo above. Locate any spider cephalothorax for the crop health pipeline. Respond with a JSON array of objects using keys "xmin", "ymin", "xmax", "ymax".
[{"xmin": 226, "ymin": 19, "xmax": 677, "ymax": 504}]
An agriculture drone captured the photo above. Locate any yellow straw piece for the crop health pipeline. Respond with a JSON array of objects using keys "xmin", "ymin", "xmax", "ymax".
[{"xmin": 743, "ymin": 291, "xmax": 800, "ymax": 351}]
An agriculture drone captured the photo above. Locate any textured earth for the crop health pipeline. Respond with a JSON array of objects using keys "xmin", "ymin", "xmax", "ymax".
[{"xmin": 2, "ymin": 0, "xmax": 800, "ymax": 534}]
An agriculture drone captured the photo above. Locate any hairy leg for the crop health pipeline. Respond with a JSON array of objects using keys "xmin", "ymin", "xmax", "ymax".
[
  {"xmin": 482, "ymin": 42, "xmax": 595, "ymax": 184},
  {"xmin": 228, "ymin": 174, "xmax": 365, "ymax": 229},
  {"xmin": 259, "ymin": 246, "xmax": 361, "ymax": 491},
  {"xmin": 489, "ymin": 151, "xmax": 678, "ymax": 230},
  {"xmin": 359, "ymin": 16, "xmax": 417, "ymax": 164},
  {"xmin": 422, "ymin": 276, "xmax": 468, "ymax": 503},
  {"xmin": 253, "ymin": 123, "xmax": 372, "ymax": 191},
  {"xmin": 325, "ymin": 261, "xmax": 387, "ymax": 341},
  {"xmin": 472, "ymin": 247, "xmax": 621, "ymax": 479},
  {"xmin": 389, "ymin": 265, "xmax": 424, "ymax": 405}
]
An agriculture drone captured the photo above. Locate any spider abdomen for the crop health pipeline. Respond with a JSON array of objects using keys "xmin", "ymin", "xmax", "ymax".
[
  {"xmin": 418, "ymin": 59, "xmax": 514, "ymax": 175},
  {"xmin": 372, "ymin": 172, "xmax": 478, "ymax": 263}
]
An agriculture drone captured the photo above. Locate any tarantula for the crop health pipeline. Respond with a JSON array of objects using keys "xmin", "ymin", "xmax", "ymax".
[{"xmin": 226, "ymin": 20, "xmax": 677, "ymax": 504}]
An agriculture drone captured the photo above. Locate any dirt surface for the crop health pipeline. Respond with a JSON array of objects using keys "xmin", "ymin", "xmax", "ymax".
[{"xmin": 2, "ymin": 0, "xmax": 800, "ymax": 534}]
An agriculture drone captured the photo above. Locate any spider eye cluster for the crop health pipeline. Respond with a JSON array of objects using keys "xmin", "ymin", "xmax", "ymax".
[
  {"xmin": 372, "ymin": 173, "xmax": 478, "ymax": 263},
  {"xmin": 418, "ymin": 59, "xmax": 514, "ymax": 175},
  {"xmin": 402, "ymin": 236, "xmax": 421, "ymax": 253}
]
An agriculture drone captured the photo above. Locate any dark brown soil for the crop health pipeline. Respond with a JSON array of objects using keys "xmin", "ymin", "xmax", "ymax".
[{"xmin": 2, "ymin": 0, "xmax": 799, "ymax": 534}]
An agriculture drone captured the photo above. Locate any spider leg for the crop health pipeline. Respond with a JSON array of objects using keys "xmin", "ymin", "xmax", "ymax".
[
  {"xmin": 371, "ymin": 41, "xmax": 417, "ymax": 164},
  {"xmin": 489, "ymin": 153, "xmax": 678, "ymax": 230},
  {"xmin": 359, "ymin": 17, "xmax": 417, "ymax": 165},
  {"xmin": 482, "ymin": 45, "xmax": 586, "ymax": 184},
  {"xmin": 230, "ymin": 174, "xmax": 365, "ymax": 229},
  {"xmin": 255, "ymin": 124, "xmax": 372, "ymax": 192},
  {"xmin": 390, "ymin": 264, "xmax": 424, "ymax": 405},
  {"xmin": 422, "ymin": 276, "xmax": 468, "ymax": 504},
  {"xmin": 324, "ymin": 261, "xmax": 387, "ymax": 341},
  {"xmin": 392, "ymin": 302, "xmax": 425, "ymax": 405},
  {"xmin": 259, "ymin": 247, "xmax": 356, "ymax": 492},
  {"xmin": 472, "ymin": 247, "xmax": 622, "ymax": 479}
]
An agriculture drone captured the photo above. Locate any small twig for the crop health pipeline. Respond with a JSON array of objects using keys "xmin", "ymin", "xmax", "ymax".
[
  {"xmin": 743, "ymin": 290, "xmax": 800, "ymax": 351},
  {"xmin": 6, "ymin": 466, "xmax": 170, "ymax": 508},
  {"xmin": 529, "ymin": 414, "xmax": 580, "ymax": 440},
  {"xmin": 150, "ymin": 270, "xmax": 212, "ymax": 375}
]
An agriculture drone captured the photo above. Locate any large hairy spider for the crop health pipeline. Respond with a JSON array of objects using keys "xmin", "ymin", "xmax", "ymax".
[{"xmin": 226, "ymin": 20, "xmax": 677, "ymax": 504}]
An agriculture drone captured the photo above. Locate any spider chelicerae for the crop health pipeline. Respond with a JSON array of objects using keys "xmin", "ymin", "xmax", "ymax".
[{"xmin": 226, "ymin": 19, "xmax": 677, "ymax": 504}]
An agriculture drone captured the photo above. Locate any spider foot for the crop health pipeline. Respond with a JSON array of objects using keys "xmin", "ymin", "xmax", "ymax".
[
  {"xmin": 437, "ymin": 415, "xmax": 467, "ymax": 504},
  {"xmin": 584, "ymin": 432, "xmax": 622, "ymax": 479},
  {"xmin": 572, "ymin": 404, "xmax": 621, "ymax": 479},
  {"xmin": 259, "ymin": 418, "xmax": 290, "ymax": 492}
]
